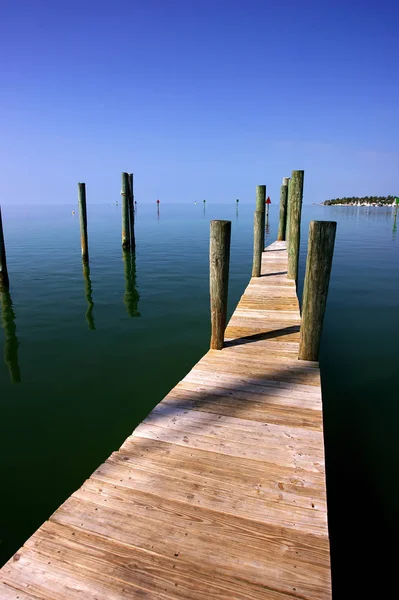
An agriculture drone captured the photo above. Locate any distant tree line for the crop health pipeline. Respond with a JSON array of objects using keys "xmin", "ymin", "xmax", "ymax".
[{"xmin": 323, "ymin": 195, "xmax": 396, "ymax": 206}]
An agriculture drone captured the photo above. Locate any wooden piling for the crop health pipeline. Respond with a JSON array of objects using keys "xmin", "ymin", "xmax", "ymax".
[
  {"xmin": 121, "ymin": 172, "xmax": 130, "ymax": 250},
  {"xmin": 277, "ymin": 177, "xmax": 289, "ymax": 241},
  {"xmin": 256, "ymin": 185, "xmax": 266, "ymax": 250},
  {"xmin": 128, "ymin": 173, "xmax": 136, "ymax": 250},
  {"xmin": 0, "ymin": 205, "xmax": 9, "ymax": 289},
  {"xmin": 210, "ymin": 220, "xmax": 231, "ymax": 350},
  {"xmin": 252, "ymin": 211, "xmax": 263, "ymax": 277},
  {"xmin": 299, "ymin": 220, "xmax": 337, "ymax": 361},
  {"xmin": 78, "ymin": 183, "xmax": 89, "ymax": 262},
  {"xmin": 286, "ymin": 178, "xmax": 291, "ymax": 243},
  {"xmin": 287, "ymin": 170, "xmax": 304, "ymax": 281}
]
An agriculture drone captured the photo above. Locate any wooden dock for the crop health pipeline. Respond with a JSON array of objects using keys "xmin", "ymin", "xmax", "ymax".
[{"xmin": 1, "ymin": 241, "xmax": 331, "ymax": 600}]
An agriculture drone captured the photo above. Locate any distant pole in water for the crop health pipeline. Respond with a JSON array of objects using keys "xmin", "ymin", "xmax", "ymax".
[
  {"xmin": 121, "ymin": 172, "xmax": 130, "ymax": 250},
  {"xmin": 299, "ymin": 220, "xmax": 337, "ymax": 361},
  {"xmin": 287, "ymin": 170, "xmax": 304, "ymax": 282},
  {"xmin": 277, "ymin": 177, "xmax": 289, "ymax": 241},
  {"xmin": 0, "ymin": 286, "xmax": 21, "ymax": 383},
  {"xmin": 78, "ymin": 183, "xmax": 89, "ymax": 262},
  {"xmin": 82, "ymin": 261, "xmax": 95, "ymax": 331},
  {"xmin": 128, "ymin": 173, "xmax": 136, "ymax": 251},
  {"xmin": 210, "ymin": 220, "xmax": 231, "ymax": 350},
  {"xmin": 0, "ymin": 205, "xmax": 9, "ymax": 290},
  {"xmin": 255, "ymin": 185, "xmax": 266, "ymax": 251}
]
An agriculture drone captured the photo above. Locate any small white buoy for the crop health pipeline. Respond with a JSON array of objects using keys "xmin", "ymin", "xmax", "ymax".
[{"xmin": 72, "ymin": 211, "xmax": 75, "ymax": 215}]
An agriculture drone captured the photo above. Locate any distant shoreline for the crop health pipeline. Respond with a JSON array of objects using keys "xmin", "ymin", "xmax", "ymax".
[{"xmin": 323, "ymin": 196, "xmax": 397, "ymax": 207}]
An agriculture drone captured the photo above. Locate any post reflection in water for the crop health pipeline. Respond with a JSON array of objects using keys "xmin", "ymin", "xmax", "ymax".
[
  {"xmin": 123, "ymin": 250, "xmax": 140, "ymax": 317},
  {"xmin": 0, "ymin": 284, "xmax": 21, "ymax": 384},
  {"xmin": 82, "ymin": 261, "xmax": 95, "ymax": 331},
  {"xmin": 393, "ymin": 207, "xmax": 397, "ymax": 240}
]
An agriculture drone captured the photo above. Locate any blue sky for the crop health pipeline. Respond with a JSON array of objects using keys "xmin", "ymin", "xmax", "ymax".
[{"xmin": 1, "ymin": 0, "xmax": 398, "ymax": 205}]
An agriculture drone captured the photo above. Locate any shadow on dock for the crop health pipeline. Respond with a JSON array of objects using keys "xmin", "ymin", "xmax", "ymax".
[
  {"xmin": 0, "ymin": 284, "xmax": 21, "ymax": 384},
  {"xmin": 123, "ymin": 250, "xmax": 140, "ymax": 317},
  {"xmin": 224, "ymin": 324, "xmax": 300, "ymax": 347},
  {"xmin": 82, "ymin": 261, "xmax": 95, "ymax": 331}
]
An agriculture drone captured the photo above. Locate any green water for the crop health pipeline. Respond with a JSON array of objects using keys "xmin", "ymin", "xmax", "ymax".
[{"xmin": 0, "ymin": 202, "xmax": 398, "ymax": 598}]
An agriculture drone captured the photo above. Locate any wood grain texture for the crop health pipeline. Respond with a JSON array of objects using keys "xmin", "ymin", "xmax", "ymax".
[
  {"xmin": 252, "ymin": 211, "xmax": 263, "ymax": 277},
  {"xmin": 287, "ymin": 171, "xmax": 304, "ymax": 281},
  {"xmin": 0, "ymin": 240, "xmax": 331, "ymax": 600},
  {"xmin": 299, "ymin": 221, "xmax": 337, "ymax": 361},
  {"xmin": 209, "ymin": 220, "xmax": 231, "ymax": 350},
  {"xmin": 277, "ymin": 182, "xmax": 288, "ymax": 241}
]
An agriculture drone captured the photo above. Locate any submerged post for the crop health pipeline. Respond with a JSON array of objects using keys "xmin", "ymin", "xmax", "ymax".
[
  {"xmin": 252, "ymin": 211, "xmax": 263, "ymax": 277},
  {"xmin": 121, "ymin": 172, "xmax": 130, "ymax": 251},
  {"xmin": 210, "ymin": 220, "xmax": 231, "ymax": 350},
  {"xmin": 277, "ymin": 177, "xmax": 289, "ymax": 241},
  {"xmin": 256, "ymin": 185, "xmax": 266, "ymax": 250},
  {"xmin": 78, "ymin": 183, "xmax": 89, "ymax": 262},
  {"xmin": 299, "ymin": 221, "xmax": 337, "ymax": 361},
  {"xmin": 287, "ymin": 170, "xmax": 304, "ymax": 281},
  {"xmin": 0, "ymin": 205, "xmax": 9, "ymax": 289},
  {"xmin": 128, "ymin": 173, "xmax": 136, "ymax": 250}
]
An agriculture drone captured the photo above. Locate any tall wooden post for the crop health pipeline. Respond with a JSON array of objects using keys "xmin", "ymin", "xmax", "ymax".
[
  {"xmin": 256, "ymin": 185, "xmax": 266, "ymax": 251},
  {"xmin": 121, "ymin": 172, "xmax": 130, "ymax": 250},
  {"xmin": 0, "ymin": 205, "xmax": 9, "ymax": 290},
  {"xmin": 78, "ymin": 183, "xmax": 89, "ymax": 262},
  {"xmin": 252, "ymin": 211, "xmax": 263, "ymax": 277},
  {"xmin": 277, "ymin": 177, "xmax": 289, "ymax": 241},
  {"xmin": 286, "ymin": 178, "xmax": 291, "ymax": 244},
  {"xmin": 287, "ymin": 170, "xmax": 304, "ymax": 281},
  {"xmin": 210, "ymin": 220, "xmax": 231, "ymax": 350},
  {"xmin": 299, "ymin": 221, "xmax": 337, "ymax": 361},
  {"xmin": 128, "ymin": 173, "xmax": 136, "ymax": 250}
]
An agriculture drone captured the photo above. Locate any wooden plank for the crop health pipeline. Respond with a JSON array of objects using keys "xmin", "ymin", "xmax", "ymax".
[
  {"xmin": 51, "ymin": 486, "xmax": 331, "ymax": 599},
  {"xmin": 1, "ymin": 583, "xmax": 42, "ymax": 600}
]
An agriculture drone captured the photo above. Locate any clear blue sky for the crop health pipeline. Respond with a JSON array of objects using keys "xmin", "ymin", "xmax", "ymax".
[{"xmin": 1, "ymin": 0, "xmax": 398, "ymax": 205}]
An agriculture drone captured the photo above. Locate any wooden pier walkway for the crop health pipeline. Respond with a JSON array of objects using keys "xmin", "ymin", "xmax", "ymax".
[{"xmin": 1, "ymin": 241, "xmax": 331, "ymax": 600}]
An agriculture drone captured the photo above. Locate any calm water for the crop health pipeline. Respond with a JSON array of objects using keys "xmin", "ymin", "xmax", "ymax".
[{"xmin": 1, "ymin": 202, "xmax": 398, "ymax": 598}]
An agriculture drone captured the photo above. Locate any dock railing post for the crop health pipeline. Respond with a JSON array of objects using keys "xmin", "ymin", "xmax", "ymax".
[
  {"xmin": 252, "ymin": 211, "xmax": 263, "ymax": 277},
  {"xmin": 210, "ymin": 220, "xmax": 231, "ymax": 350},
  {"xmin": 299, "ymin": 220, "xmax": 337, "ymax": 361},
  {"xmin": 121, "ymin": 172, "xmax": 130, "ymax": 251},
  {"xmin": 128, "ymin": 173, "xmax": 136, "ymax": 251},
  {"xmin": 78, "ymin": 183, "xmax": 89, "ymax": 262},
  {"xmin": 0, "ymin": 205, "xmax": 9, "ymax": 290},
  {"xmin": 277, "ymin": 177, "xmax": 289, "ymax": 241},
  {"xmin": 287, "ymin": 170, "xmax": 304, "ymax": 282}
]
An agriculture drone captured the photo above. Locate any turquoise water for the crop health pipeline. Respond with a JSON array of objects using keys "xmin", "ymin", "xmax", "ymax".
[{"xmin": 0, "ymin": 202, "xmax": 398, "ymax": 598}]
